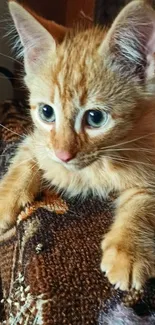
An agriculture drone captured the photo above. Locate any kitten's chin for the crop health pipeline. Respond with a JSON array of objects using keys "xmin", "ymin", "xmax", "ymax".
[
  {"xmin": 65, "ymin": 159, "xmax": 96, "ymax": 171},
  {"xmin": 62, "ymin": 162, "xmax": 85, "ymax": 172},
  {"xmin": 59, "ymin": 158, "xmax": 96, "ymax": 171}
]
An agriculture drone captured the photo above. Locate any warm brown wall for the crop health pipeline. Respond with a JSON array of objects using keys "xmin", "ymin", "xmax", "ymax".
[
  {"xmin": 17, "ymin": 0, "xmax": 67, "ymax": 24},
  {"xmin": 66, "ymin": 0, "xmax": 94, "ymax": 26},
  {"xmin": 17, "ymin": 0, "xmax": 94, "ymax": 26}
]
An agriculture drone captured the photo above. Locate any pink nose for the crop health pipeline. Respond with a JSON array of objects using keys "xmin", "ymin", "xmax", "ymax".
[{"xmin": 55, "ymin": 150, "xmax": 73, "ymax": 162}]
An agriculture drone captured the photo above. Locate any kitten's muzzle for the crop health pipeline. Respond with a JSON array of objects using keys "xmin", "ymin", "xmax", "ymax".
[{"xmin": 54, "ymin": 150, "xmax": 75, "ymax": 162}]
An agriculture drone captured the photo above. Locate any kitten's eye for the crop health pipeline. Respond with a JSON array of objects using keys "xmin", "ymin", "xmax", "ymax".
[
  {"xmin": 39, "ymin": 104, "xmax": 55, "ymax": 123},
  {"xmin": 85, "ymin": 110, "xmax": 108, "ymax": 128}
]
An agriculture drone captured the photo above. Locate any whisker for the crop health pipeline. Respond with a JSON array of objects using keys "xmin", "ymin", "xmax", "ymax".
[
  {"xmin": 0, "ymin": 123, "xmax": 26, "ymax": 139},
  {"xmin": 97, "ymin": 133, "xmax": 155, "ymax": 151},
  {"xmin": 13, "ymin": 158, "xmax": 36, "ymax": 169},
  {"xmin": 105, "ymin": 147, "xmax": 155, "ymax": 153},
  {"xmin": 106, "ymin": 155, "xmax": 155, "ymax": 167},
  {"xmin": 0, "ymin": 159, "xmax": 37, "ymax": 185},
  {"xmin": 0, "ymin": 153, "xmax": 17, "ymax": 158},
  {"xmin": 102, "ymin": 155, "xmax": 129, "ymax": 168},
  {"xmin": 0, "ymin": 52, "xmax": 23, "ymax": 66}
]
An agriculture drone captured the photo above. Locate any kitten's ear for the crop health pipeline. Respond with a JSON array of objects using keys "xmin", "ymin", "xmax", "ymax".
[
  {"xmin": 8, "ymin": 1, "xmax": 68, "ymax": 70},
  {"xmin": 101, "ymin": 0, "xmax": 155, "ymax": 81}
]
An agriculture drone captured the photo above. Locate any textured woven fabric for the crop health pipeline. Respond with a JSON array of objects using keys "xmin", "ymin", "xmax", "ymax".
[{"xmin": 0, "ymin": 101, "xmax": 155, "ymax": 324}]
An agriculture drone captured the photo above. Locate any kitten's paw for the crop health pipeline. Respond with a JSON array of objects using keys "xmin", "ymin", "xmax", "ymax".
[
  {"xmin": 0, "ymin": 204, "xmax": 17, "ymax": 234},
  {"xmin": 101, "ymin": 242, "xmax": 131, "ymax": 291},
  {"xmin": 101, "ymin": 233, "xmax": 155, "ymax": 291},
  {"xmin": 0, "ymin": 189, "xmax": 31, "ymax": 234}
]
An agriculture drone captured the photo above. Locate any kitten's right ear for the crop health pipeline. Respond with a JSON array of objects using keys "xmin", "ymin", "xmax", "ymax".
[
  {"xmin": 8, "ymin": 1, "xmax": 68, "ymax": 71},
  {"xmin": 101, "ymin": 0, "xmax": 155, "ymax": 82}
]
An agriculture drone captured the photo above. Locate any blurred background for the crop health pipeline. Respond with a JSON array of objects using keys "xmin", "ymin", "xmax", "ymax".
[{"xmin": 0, "ymin": 0, "xmax": 14, "ymax": 101}]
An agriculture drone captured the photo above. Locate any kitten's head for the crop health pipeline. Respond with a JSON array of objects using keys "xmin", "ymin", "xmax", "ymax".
[{"xmin": 9, "ymin": 0, "xmax": 155, "ymax": 173}]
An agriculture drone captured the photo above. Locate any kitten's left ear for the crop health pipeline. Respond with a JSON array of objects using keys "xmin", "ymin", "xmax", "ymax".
[
  {"xmin": 9, "ymin": 1, "xmax": 68, "ymax": 70},
  {"xmin": 11, "ymin": 1, "xmax": 68, "ymax": 43},
  {"xmin": 101, "ymin": 0, "xmax": 155, "ymax": 81}
]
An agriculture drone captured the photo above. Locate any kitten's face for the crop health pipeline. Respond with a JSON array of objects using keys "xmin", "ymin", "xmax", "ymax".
[
  {"xmin": 27, "ymin": 29, "xmax": 142, "ymax": 172},
  {"xmin": 9, "ymin": 1, "xmax": 155, "ymax": 173}
]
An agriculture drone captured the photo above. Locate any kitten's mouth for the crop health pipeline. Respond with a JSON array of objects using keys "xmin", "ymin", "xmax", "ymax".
[
  {"xmin": 63, "ymin": 162, "xmax": 82, "ymax": 171},
  {"xmin": 63, "ymin": 161, "xmax": 90, "ymax": 171},
  {"xmin": 63, "ymin": 157, "xmax": 97, "ymax": 171},
  {"xmin": 46, "ymin": 148, "xmax": 96, "ymax": 170}
]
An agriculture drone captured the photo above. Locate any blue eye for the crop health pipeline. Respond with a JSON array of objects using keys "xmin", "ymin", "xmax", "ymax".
[
  {"xmin": 39, "ymin": 104, "xmax": 55, "ymax": 123},
  {"xmin": 85, "ymin": 110, "xmax": 108, "ymax": 128}
]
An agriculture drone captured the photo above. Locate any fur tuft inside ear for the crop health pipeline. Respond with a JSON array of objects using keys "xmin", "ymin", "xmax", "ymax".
[
  {"xmin": 101, "ymin": 0, "xmax": 155, "ymax": 81},
  {"xmin": 9, "ymin": 1, "xmax": 56, "ymax": 70}
]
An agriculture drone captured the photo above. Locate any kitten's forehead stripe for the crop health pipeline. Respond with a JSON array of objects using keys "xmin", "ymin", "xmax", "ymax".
[{"xmin": 50, "ymin": 27, "xmax": 106, "ymax": 113}]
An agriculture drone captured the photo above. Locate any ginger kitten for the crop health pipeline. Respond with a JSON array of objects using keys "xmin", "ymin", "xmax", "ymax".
[{"xmin": 1, "ymin": 0, "xmax": 155, "ymax": 291}]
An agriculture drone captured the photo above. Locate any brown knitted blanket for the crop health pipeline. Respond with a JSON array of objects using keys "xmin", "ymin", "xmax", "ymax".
[{"xmin": 0, "ymin": 100, "xmax": 155, "ymax": 324}]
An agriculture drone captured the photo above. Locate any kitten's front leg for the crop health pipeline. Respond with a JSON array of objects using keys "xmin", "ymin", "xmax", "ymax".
[
  {"xmin": 101, "ymin": 188, "xmax": 155, "ymax": 291},
  {"xmin": 0, "ymin": 136, "xmax": 41, "ymax": 233}
]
